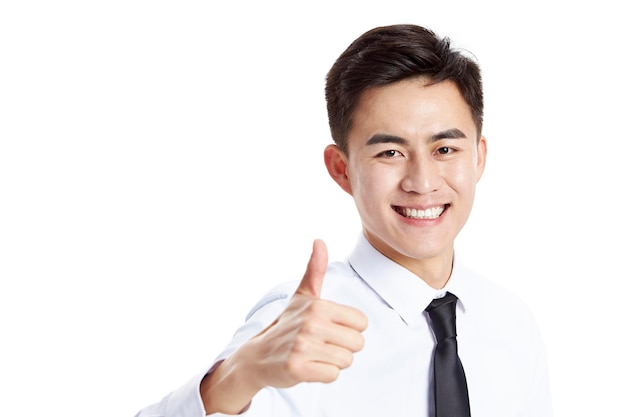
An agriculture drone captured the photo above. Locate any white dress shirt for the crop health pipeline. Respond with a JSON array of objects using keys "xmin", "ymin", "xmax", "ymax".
[{"xmin": 137, "ymin": 233, "xmax": 552, "ymax": 417}]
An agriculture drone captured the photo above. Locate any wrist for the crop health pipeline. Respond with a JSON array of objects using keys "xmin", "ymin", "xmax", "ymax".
[{"xmin": 200, "ymin": 351, "xmax": 263, "ymax": 415}]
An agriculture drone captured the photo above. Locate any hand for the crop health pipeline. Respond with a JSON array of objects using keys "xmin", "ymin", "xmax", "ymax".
[
  {"xmin": 201, "ymin": 239, "xmax": 368, "ymax": 414},
  {"xmin": 247, "ymin": 239, "xmax": 368, "ymax": 387}
]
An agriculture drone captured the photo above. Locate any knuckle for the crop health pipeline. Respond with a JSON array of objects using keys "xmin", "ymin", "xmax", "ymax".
[
  {"xmin": 359, "ymin": 314, "xmax": 369, "ymax": 331},
  {"xmin": 300, "ymin": 318, "xmax": 324, "ymax": 338},
  {"xmin": 306, "ymin": 299, "xmax": 327, "ymax": 316},
  {"xmin": 293, "ymin": 333, "xmax": 313, "ymax": 354},
  {"xmin": 320, "ymin": 366, "xmax": 340, "ymax": 383},
  {"xmin": 338, "ymin": 351, "xmax": 354, "ymax": 369},
  {"xmin": 285, "ymin": 358, "xmax": 304, "ymax": 378},
  {"xmin": 354, "ymin": 333, "xmax": 365, "ymax": 351}
]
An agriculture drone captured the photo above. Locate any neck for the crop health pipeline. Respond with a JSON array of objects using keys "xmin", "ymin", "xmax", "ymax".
[
  {"xmin": 404, "ymin": 253, "xmax": 454, "ymax": 289},
  {"xmin": 366, "ymin": 235, "xmax": 454, "ymax": 289},
  {"xmin": 365, "ymin": 230, "xmax": 454, "ymax": 290}
]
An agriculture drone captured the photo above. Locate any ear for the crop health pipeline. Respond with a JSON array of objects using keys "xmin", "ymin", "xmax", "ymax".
[
  {"xmin": 476, "ymin": 135, "xmax": 487, "ymax": 182},
  {"xmin": 324, "ymin": 144, "xmax": 353, "ymax": 195}
]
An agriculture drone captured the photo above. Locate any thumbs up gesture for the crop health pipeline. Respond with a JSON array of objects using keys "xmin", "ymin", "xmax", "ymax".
[
  {"xmin": 200, "ymin": 240, "xmax": 368, "ymax": 415},
  {"xmin": 251, "ymin": 239, "xmax": 368, "ymax": 387}
]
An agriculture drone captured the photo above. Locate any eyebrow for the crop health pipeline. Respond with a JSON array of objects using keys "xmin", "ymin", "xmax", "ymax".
[
  {"xmin": 365, "ymin": 128, "xmax": 467, "ymax": 146},
  {"xmin": 365, "ymin": 134, "xmax": 408, "ymax": 146},
  {"xmin": 431, "ymin": 128, "xmax": 467, "ymax": 141}
]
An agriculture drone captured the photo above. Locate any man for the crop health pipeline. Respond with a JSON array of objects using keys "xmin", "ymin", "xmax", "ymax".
[{"xmin": 137, "ymin": 24, "xmax": 552, "ymax": 416}]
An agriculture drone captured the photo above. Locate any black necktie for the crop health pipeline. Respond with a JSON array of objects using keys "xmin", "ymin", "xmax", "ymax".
[{"xmin": 425, "ymin": 292, "xmax": 471, "ymax": 417}]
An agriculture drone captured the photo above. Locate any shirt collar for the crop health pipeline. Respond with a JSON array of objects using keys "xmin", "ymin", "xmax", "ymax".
[
  {"xmin": 347, "ymin": 233, "xmax": 475, "ymax": 325},
  {"xmin": 347, "ymin": 233, "xmax": 439, "ymax": 325},
  {"xmin": 441, "ymin": 254, "xmax": 472, "ymax": 314}
]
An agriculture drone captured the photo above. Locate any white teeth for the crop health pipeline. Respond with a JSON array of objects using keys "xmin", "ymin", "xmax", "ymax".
[{"xmin": 401, "ymin": 206, "xmax": 444, "ymax": 219}]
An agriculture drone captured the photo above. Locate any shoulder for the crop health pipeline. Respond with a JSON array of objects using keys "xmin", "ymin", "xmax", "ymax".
[
  {"xmin": 456, "ymin": 264, "xmax": 540, "ymax": 331},
  {"xmin": 244, "ymin": 281, "xmax": 297, "ymax": 321},
  {"xmin": 245, "ymin": 259, "xmax": 362, "ymax": 319}
]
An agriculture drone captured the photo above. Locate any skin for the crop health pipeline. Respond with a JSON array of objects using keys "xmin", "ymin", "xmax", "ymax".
[
  {"xmin": 201, "ymin": 240, "xmax": 367, "ymax": 415},
  {"xmin": 200, "ymin": 77, "xmax": 486, "ymax": 414},
  {"xmin": 326, "ymin": 77, "xmax": 487, "ymax": 288}
]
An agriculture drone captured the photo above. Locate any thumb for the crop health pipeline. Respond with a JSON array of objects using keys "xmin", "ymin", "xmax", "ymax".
[{"xmin": 295, "ymin": 239, "xmax": 328, "ymax": 298}]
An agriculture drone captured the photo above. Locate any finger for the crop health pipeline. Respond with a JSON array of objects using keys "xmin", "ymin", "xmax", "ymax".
[
  {"xmin": 318, "ymin": 344, "xmax": 357, "ymax": 370},
  {"xmin": 329, "ymin": 304, "xmax": 369, "ymax": 333},
  {"xmin": 312, "ymin": 322, "xmax": 365, "ymax": 355},
  {"xmin": 292, "ymin": 345, "xmax": 355, "ymax": 383},
  {"xmin": 295, "ymin": 239, "xmax": 328, "ymax": 298},
  {"xmin": 298, "ymin": 361, "xmax": 341, "ymax": 384},
  {"xmin": 308, "ymin": 344, "xmax": 356, "ymax": 372},
  {"xmin": 295, "ymin": 303, "xmax": 366, "ymax": 352}
]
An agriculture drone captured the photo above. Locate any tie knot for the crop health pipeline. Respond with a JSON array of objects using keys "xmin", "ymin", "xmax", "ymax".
[{"xmin": 425, "ymin": 292, "xmax": 458, "ymax": 342}]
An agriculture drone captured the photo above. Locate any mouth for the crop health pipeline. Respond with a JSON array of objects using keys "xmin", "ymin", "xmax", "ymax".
[{"xmin": 393, "ymin": 204, "xmax": 448, "ymax": 219}]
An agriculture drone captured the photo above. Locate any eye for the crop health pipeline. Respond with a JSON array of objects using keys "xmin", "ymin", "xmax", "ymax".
[
  {"xmin": 437, "ymin": 147, "xmax": 454, "ymax": 155},
  {"xmin": 378, "ymin": 149, "xmax": 403, "ymax": 158}
]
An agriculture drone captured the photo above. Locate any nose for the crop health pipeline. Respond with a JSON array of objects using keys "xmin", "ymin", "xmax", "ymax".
[{"xmin": 400, "ymin": 156, "xmax": 442, "ymax": 194}]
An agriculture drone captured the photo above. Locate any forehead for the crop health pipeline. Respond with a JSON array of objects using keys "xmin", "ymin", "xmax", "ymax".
[{"xmin": 347, "ymin": 78, "xmax": 476, "ymax": 149}]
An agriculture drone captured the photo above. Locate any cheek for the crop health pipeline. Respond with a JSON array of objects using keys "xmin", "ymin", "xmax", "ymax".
[
  {"xmin": 447, "ymin": 162, "xmax": 479, "ymax": 197},
  {"xmin": 350, "ymin": 164, "xmax": 394, "ymax": 204}
]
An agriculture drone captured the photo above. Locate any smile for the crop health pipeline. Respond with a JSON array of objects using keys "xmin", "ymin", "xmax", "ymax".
[{"xmin": 394, "ymin": 205, "xmax": 446, "ymax": 219}]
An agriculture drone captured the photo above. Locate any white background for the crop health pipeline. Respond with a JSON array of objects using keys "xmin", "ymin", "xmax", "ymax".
[{"xmin": 1, "ymin": 1, "xmax": 624, "ymax": 416}]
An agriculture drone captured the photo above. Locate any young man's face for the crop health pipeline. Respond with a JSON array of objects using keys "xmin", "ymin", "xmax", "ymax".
[{"xmin": 325, "ymin": 77, "xmax": 486, "ymax": 275}]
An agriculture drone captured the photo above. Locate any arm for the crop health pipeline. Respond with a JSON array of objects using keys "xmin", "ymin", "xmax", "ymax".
[
  {"xmin": 134, "ymin": 371, "xmax": 207, "ymax": 417},
  {"xmin": 200, "ymin": 240, "xmax": 368, "ymax": 415}
]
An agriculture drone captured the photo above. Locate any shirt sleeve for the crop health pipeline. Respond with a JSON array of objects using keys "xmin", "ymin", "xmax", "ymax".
[
  {"xmin": 133, "ymin": 371, "xmax": 207, "ymax": 417},
  {"xmin": 134, "ymin": 283, "xmax": 296, "ymax": 417}
]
